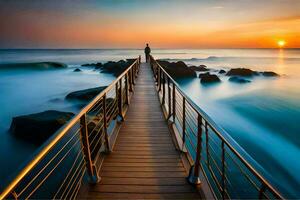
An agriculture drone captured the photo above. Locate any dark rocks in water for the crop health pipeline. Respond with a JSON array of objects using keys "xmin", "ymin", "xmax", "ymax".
[
  {"xmin": 81, "ymin": 59, "xmax": 135, "ymax": 76},
  {"xmin": 81, "ymin": 62, "xmax": 102, "ymax": 69},
  {"xmin": 261, "ymin": 71, "xmax": 279, "ymax": 77},
  {"xmin": 229, "ymin": 76, "xmax": 251, "ymax": 83},
  {"xmin": 199, "ymin": 72, "xmax": 221, "ymax": 83},
  {"xmin": 219, "ymin": 69, "xmax": 226, "ymax": 74},
  {"xmin": 66, "ymin": 86, "xmax": 107, "ymax": 102},
  {"xmin": 41, "ymin": 62, "xmax": 67, "ymax": 68},
  {"xmin": 73, "ymin": 68, "xmax": 82, "ymax": 72},
  {"xmin": 190, "ymin": 65, "xmax": 209, "ymax": 72},
  {"xmin": 226, "ymin": 68, "xmax": 258, "ymax": 77},
  {"xmin": 100, "ymin": 59, "xmax": 135, "ymax": 77},
  {"xmin": 10, "ymin": 110, "xmax": 74, "ymax": 145},
  {"xmin": 157, "ymin": 60, "xmax": 197, "ymax": 79},
  {"xmin": 0, "ymin": 62, "xmax": 67, "ymax": 70},
  {"xmin": 198, "ymin": 72, "xmax": 210, "ymax": 78}
]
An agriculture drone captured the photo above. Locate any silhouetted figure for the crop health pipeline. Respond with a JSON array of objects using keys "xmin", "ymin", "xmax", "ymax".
[{"xmin": 144, "ymin": 44, "xmax": 151, "ymax": 63}]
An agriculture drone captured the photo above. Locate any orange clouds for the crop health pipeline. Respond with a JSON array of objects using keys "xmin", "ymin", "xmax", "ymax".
[{"xmin": 0, "ymin": 2, "xmax": 300, "ymax": 48}]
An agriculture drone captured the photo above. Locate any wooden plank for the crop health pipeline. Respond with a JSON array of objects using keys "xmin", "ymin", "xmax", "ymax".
[
  {"xmin": 107, "ymin": 154, "xmax": 180, "ymax": 159},
  {"xmin": 110, "ymin": 150, "xmax": 178, "ymax": 155},
  {"xmin": 113, "ymin": 147, "xmax": 175, "ymax": 152},
  {"xmin": 104, "ymin": 158, "xmax": 180, "ymax": 163},
  {"xmin": 99, "ymin": 177, "xmax": 188, "ymax": 185},
  {"xmin": 86, "ymin": 192, "xmax": 200, "ymax": 200},
  {"xmin": 90, "ymin": 185, "xmax": 197, "ymax": 193},
  {"xmin": 101, "ymin": 166, "xmax": 184, "ymax": 172},
  {"xmin": 101, "ymin": 171, "xmax": 186, "ymax": 178},
  {"xmin": 103, "ymin": 162, "xmax": 183, "ymax": 167}
]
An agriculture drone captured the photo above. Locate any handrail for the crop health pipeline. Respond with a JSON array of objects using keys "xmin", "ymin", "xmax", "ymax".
[
  {"xmin": 150, "ymin": 55, "xmax": 284, "ymax": 199},
  {"xmin": 0, "ymin": 56, "xmax": 141, "ymax": 199}
]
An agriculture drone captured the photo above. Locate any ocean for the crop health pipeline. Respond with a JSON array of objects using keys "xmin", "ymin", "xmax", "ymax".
[{"xmin": 0, "ymin": 49, "xmax": 299, "ymax": 197}]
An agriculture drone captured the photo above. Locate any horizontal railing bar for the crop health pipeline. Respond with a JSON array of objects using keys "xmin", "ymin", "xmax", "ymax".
[
  {"xmin": 25, "ymin": 141, "xmax": 83, "ymax": 199},
  {"xmin": 53, "ymin": 148, "xmax": 84, "ymax": 199},
  {"xmin": 61, "ymin": 162, "xmax": 85, "ymax": 199},
  {"xmin": 18, "ymin": 129, "xmax": 81, "ymax": 196}
]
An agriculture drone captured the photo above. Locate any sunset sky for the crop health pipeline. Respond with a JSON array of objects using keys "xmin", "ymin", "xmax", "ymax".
[{"xmin": 0, "ymin": 0, "xmax": 300, "ymax": 49}]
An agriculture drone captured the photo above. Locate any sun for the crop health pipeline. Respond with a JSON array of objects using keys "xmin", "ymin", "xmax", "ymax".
[{"xmin": 277, "ymin": 40, "xmax": 286, "ymax": 48}]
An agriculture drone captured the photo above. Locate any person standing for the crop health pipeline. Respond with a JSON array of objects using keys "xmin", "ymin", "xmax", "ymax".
[{"xmin": 144, "ymin": 43, "xmax": 151, "ymax": 63}]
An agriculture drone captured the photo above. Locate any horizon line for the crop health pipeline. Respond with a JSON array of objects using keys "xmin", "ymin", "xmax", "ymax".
[{"xmin": 1, "ymin": 47, "xmax": 300, "ymax": 50}]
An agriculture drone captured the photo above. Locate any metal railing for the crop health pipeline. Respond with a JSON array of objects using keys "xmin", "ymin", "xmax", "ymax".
[
  {"xmin": 150, "ymin": 56, "xmax": 284, "ymax": 200},
  {"xmin": 0, "ymin": 57, "xmax": 141, "ymax": 200}
]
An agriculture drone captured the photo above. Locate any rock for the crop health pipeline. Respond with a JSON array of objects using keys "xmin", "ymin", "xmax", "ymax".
[
  {"xmin": 73, "ymin": 68, "xmax": 82, "ymax": 72},
  {"xmin": 198, "ymin": 72, "xmax": 211, "ymax": 78},
  {"xmin": 157, "ymin": 60, "xmax": 197, "ymax": 79},
  {"xmin": 226, "ymin": 68, "xmax": 258, "ymax": 77},
  {"xmin": 100, "ymin": 59, "xmax": 135, "ymax": 77},
  {"xmin": 81, "ymin": 62, "xmax": 102, "ymax": 69},
  {"xmin": 66, "ymin": 86, "xmax": 107, "ymax": 102},
  {"xmin": 199, "ymin": 73, "xmax": 221, "ymax": 83},
  {"xmin": 0, "ymin": 62, "xmax": 67, "ymax": 70},
  {"xmin": 229, "ymin": 76, "xmax": 251, "ymax": 83},
  {"xmin": 261, "ymin": 71, "xmax": 279, "ymax": 77},
  {"xmin": 81, "ymin": 59, "xmax": 135, "ymax": 76},
  {"xmin": 219, "ymin": 69, "xmax": 226, "ymax": 74},
  {"xmin": 190, "ymin": 65, "xmax": 209, "ymax": 72},
  {"xmin": 10, "ymin": 110, "xmax": 74, "ymax": 145}
]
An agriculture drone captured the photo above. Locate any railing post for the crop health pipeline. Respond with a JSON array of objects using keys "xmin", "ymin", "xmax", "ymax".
[
  {"xmin": 117, "ymin": 79, "xmax": 124, "ymax": 121},
  {"xmin": 135, "ymin": 62, "xmax": 138, "ymax": 77},
  {"xmin": 131, "ymin": 66, "xmax": 135, "ymax": 85},
  {"xmin": 156, "ymin": 65, "xmax": 159, "ymax": 83},
  {"xmin": 158, "ymin": 68, "xmax": 161, "ymax": 91},
  {"xmin": 167, "ymin": 77, "xmax": 171, "ymax": 119},
  {"xmin": 205, "ymin": 122, "xmax": 210, "ymax": 167},
  {"xmin": 80, "ymin": 114, "xmax": 99, "ymax": 183},
  {"xmin": 155, "ymin": 64, "xmax": 159, "ymax": 84},
  {"xmin": 221, "ymin": 141, "xmax": 226, "ymax": 200},
  {"xmin": 172, "ymin": 83, "xmax": 176, "ymax": 122},
  {"xmin": 129, "ymin": 69, "xmax": 133, "ymax": 92},
  {"xmin": 162, "ymin": 73, "xmax": 165, "ymax": 105},
  {"xmin": 139, "ymin": 55, "xmax": 141, "ymax": 66},
  {"xmin": 182, "ymin": 97, "xmax": 186, "ymax": 150},
  {"xmin": 102, "ymin": 95, "xmax": 110, "ymax": 152},
  {"xmin": 125, "ymin": 73, "xmax": 130, "ymax": 104},
  {"xmin": 188, "ymin": 113, "xmax": 202, "ymax": 185}
]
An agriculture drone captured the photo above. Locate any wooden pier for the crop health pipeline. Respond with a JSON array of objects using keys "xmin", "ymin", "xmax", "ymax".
[{"xmin": 80, "ymin": 63, "xmax": 202, "ymax": 199}]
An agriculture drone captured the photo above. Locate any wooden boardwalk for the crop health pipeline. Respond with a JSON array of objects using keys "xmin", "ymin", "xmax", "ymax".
[{"xmin": 83, "ymin": 63, "xmax": 202, "ymax": 199}]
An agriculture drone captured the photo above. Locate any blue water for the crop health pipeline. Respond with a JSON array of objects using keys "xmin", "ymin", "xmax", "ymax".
[{"xmin": 0, "ymin": 49, "xmax": 299, "ymax": 197}]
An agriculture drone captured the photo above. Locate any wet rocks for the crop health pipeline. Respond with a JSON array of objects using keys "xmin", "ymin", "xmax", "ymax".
[
  {"xmin": 157, "ymin": 60, "xmax": 197, "ymax": 79},
  {"xmin": 226, "ymin": 68, "xmax": 258, "ymax": 77},
  {"xmin": 228, "ymin": 76, "xmax": 251, "ymax": 83},
  {"xmin": 198, "ymin": 72, "xmax": 210, "ymax": 78},
  {"xmin": 10, "ymin": 110, "xmax": 74, "ymax": 145},
  {"xmin": 66, "ymin": 86, "xmax": 107, "ymax": 102},
  {"xmin": 0, "ymin": 62, "xmax": 67, "ymax": 70},
  {"xmin": 199, "ymin": 72, "xmax": 221, "ymax": 83},
  {"xmin": 261, "ymin": 71, "xmax": 279, "ymax": 77},
  {"xmin": 100, "ymin": 60, "xmax": 131, "ymax": 76},
  {"xmin": 81, "ymin": 59, "xmax": 135, "ymax": 76},
  {"xmin": 219, "ymin": 69, "xmax": 226, "ymax": 74},
  {"xmin": 73, "ymin": 68, "xmax": 82, "ymax": 72},
  {"xmin": 81, "ymin": 63, "xmax": 102, "ymax": 69},
  {"xmin": 190, "ymin": 65, "xmax": 209, "ymax": 72}
]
